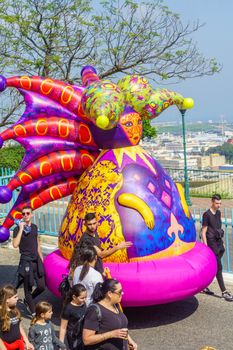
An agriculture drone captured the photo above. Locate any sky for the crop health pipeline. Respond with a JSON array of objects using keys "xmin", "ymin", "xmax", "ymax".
[{"xmin": 153, "ymin": 0, "xmax": 233, "ymax": 123}]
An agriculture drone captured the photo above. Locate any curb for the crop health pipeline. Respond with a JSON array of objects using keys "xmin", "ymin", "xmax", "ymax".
[{"xmin": 223, "ymin": 273, "xmax": 233, "ymax": 285}]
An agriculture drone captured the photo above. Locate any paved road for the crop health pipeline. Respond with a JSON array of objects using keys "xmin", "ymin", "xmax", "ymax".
[{"xmin": 1, "ymin": 246, "xmax": 233, "ymax": 350}]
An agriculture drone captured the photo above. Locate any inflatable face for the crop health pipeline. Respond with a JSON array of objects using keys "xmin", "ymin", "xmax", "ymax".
[
  {"xmin": 0, "ymin": 66, "xmax": 216, "ymax": 306},
  {"xmin": 119, "ymin": 112, "xmax": 142, "ymax": 145}
]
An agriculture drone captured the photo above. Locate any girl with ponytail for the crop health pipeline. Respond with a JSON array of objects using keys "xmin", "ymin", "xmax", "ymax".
[
  {"xmin": 59, "ymin": 284, "xmax": 87, "ymax": 350},
  {"xmin": 73, "ymin": 247, "xmax": 103, "ymax": 306},
  {"xmin": 29, "ymin": 301, "xmax": 66, "ymax": 350}
]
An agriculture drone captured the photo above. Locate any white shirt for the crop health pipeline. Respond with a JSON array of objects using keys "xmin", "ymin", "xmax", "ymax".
[{"xmin": 73, "ymin": 265, "xmax": 103, "ymax": 305}]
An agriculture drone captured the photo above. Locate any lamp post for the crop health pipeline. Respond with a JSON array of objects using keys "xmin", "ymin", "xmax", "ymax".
[{"xmin": 179, "ymin": 98, "xmax": 194, "ymax": 207}]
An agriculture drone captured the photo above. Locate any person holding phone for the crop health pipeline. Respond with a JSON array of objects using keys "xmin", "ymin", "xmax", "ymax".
[{"xmin": 13, "ymin": 206, "xmax": 45, "ymax": 316}]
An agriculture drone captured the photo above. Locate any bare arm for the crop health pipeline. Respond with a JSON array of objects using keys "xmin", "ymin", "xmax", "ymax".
[
  {"xmin": 94, "ymin": 241, "xmax": 132, "ymax": 259},
  {"xmin": 128, "ymin": 334, "xmax": 138, "ymax": 350},
  {"xmin": 0, "ymin": 339, "xmax": 7, "ymax": 350},
  {"xmin": 49, "ymin": 322, "xmax": 66, "ymax": 349},
  {"xmin": 83, "ymin": 328, "xmax": 128, "ymax": 346},
  {"xmin": 37, "ymin": 236, "xmax": 44, "ymax": 262},
  {"xmin": 20, "ymin": 324, "xmax": 34, "ymax": 350},
  {"xmin": 59, "ymin": 318, "xmax": 68, "ymax": 343},
  {"xmin": 201, "ymin": 226, "xmax": 208, "ymax": 245},
  {"xmin": 12, "ymin": 222, "xmax": 26, "ymax": 248}
]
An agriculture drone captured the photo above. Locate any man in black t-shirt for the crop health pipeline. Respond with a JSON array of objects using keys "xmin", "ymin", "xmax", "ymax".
[
  {"xmin": 201, "ymin": 194, "xmax": 233, "ymax": 301},
  {"xmin": 78, "ymin": 213, "xmax": 133, "ymax": 275},
  {"xmin": 13, "ymin": 206, "xmax": 45, "ymax": 315}
]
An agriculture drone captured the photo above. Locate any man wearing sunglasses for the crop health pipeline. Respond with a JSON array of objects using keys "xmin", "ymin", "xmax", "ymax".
[{"xmin": 13, "ymin": 206, "xmax": 45, "ymax": 316}]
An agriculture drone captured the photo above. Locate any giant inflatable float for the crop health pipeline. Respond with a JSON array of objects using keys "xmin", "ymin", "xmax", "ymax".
[{"xmin": 0, "ymin": 66, "xmax": 216, "ymax": 306}]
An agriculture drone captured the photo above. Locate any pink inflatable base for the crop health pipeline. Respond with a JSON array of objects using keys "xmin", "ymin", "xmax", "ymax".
[{"xmin": 44, "ymin": 242, "xmax": 217, "ymax": 306}]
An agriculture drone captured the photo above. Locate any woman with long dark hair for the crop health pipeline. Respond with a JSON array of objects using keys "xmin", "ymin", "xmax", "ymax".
[
  {"xmin": 73, "ymin": 247, "xmax": 103, "ymax": 305},
  {"xmin": 59, "ymin": 284, "xmax": 87, "ymax": 350},
  {"xmin": 83, "ymin": 279, "xmax": 137, "ymax": 350}
]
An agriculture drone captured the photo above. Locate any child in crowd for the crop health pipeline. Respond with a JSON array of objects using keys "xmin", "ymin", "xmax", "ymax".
[
  {"xmin": 59, "ymin": 284, "xmax": 87, "ymax": 350},
  {"xmin": 0, "ymin": 284, "xmax": 33, "ymax": 350},
  {"xmin": 28, "ymin": 301, "xmax": 66, "ymax": 350}
]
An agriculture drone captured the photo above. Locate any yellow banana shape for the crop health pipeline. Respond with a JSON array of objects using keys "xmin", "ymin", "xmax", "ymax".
[
  {"xmin": 118, "ymin": 193, "xmax": 155, "ymax": 230},
  {"xmin": 176, "ymin": 183, "xmax": 190, "ymax": 218}
]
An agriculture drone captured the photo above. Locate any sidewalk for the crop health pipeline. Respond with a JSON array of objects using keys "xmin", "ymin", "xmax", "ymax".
[{"xmin": 1, "ymin": 245, "xmax": 233, "ymax": 350}]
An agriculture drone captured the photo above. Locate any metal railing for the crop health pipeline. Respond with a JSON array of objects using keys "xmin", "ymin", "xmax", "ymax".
[
  {"xmin": 192, "ymin": 207, "xmax": 233, "ymax": 273},
  {"xmin": 0, "ymin": 169, "xmax": 17, "ymax": 219},
  {"xmin": 0, "ymin": 167, "xmax": 15, "ymax": 176},
  {"xmin": 0, "ymin": 168, "xmax": 69, "ymax": 236},
  {"xmin": 164, "ymin": 167, "xmax": 233, "ymax": 199},
  {"xmin": 0, "ymin": 167, "xmax": 233, "ymax": 273}
]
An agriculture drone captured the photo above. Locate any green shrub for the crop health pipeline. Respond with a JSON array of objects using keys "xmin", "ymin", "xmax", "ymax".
[{"xmin": 0, "ymin": 145, "xmax": 24, "ymax": 170}]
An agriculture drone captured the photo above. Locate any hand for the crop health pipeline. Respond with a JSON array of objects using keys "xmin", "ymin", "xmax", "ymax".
[
  {"xmin": 110, "ymin": 328, "xmax": 128, "ymax": 339},
  {"xmin": 25, "ymin": 341, "xmax": 34, "ymax": 350},
  {"xmin": 117, "ymin": 241, "xmax": 133, "ymax": 250},
  {"xmin": 128, "ymin": 339, "xmax": 138, "ymax": 349},
  {"xmin": 19, "ymin": 221, "xmax": 26, "ymax": 230}
]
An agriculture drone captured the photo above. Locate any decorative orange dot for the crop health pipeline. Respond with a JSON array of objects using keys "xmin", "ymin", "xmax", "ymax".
[
  {"xmin": 81, "ymin": 153, "xmax": 94, "ymax": 169},
  {"xmin": 40, "ymin": 161, "xmax": 52, "ymax": 176},
  {"xmin": 61, "ymin": 155, "xmax": 73, "ymax": 171},
  {"xmin": 36, "ymin": 119, "xmax": 48, "ymax": 135},
  {"xmin": 49, "ymin": 186, "xmax": 62, "ymax": 200},
  {"xmin": 31, "ymin": 197, "xmax": 43, "ymax": 209},
  {"xmin": 13, "ymin": 211, "xmax": 22, "ymax": 219},
  {"xmin": 40, "ymin": 79, "xmax": 54, "ymax": 95},
  {"xmin": 61, "ymin": 86, "xmax": 74, "ymax": 104},
  {"xmin": 58, "ymin": 119, "xmax": 70, "ymax": 138},
  {"xmin": 78, "ymin": 124, "xmax": 92, "ymax": 144},
  {"xmin": 163, "ymin": 101, "xmax": 170, "ymax": 108},
  {"xmin": 77, "ymin": 104, "xmax": 87, "ymax": 118},
  {"xmin": 68, "ymin": 179, "xmax": 78, "ymax": 193},
  {"xmin": 19, "ymin": 173, "xmax": 32, "ymax": 184},
  {"xmin": 14, "ymin": 125, "xmax": 27, "ymax": 137},
  {"xmin": 102, "ymin": 82, "xmax": 116, "ymax": 90},
  {"xmin": 20, "ymin": 76, "xmax": 31, "ymax": 90}
]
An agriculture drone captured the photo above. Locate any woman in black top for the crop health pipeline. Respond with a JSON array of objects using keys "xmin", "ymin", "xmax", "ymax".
[
  {"xmin": 83, "ymin": 279, "xmax": 137, "ymax": 350},
  {"xmin": 59, "ymin": 284, "xmax": 87, "ymax": 350}
]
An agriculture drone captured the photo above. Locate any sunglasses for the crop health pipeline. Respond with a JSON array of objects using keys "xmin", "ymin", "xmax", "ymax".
[
  {"xmin": 112, "ymin": 289, "xmax": 123, "ymax": 296},
  {"xmin": 22, "ymin": 212, "xmax": 31, "ymax": 216}
]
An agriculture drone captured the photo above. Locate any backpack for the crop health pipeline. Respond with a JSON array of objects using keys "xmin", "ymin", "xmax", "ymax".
[
  {"xmin": 86, "ymin": 303, "xmax": 102, "ymax": 324},
  {"xmin": 58, "ymin": 274, "xmax": 72, "ymax": 297},
  {"xmin": 66, "ymin": 304, "xmax": 102, "ymax": 350}
]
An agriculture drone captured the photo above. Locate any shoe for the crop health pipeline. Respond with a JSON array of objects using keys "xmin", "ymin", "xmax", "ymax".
[
  {"xmin": 203, "ymin": 287, "xmax": 214, "ymax": 295},
  {"xmin": 23, "ymin": 299, "xmax": 34, "ymax": 315},
  {"xmin": 222, "ymin": 291, "xmax": 233, "ymax": 301}
]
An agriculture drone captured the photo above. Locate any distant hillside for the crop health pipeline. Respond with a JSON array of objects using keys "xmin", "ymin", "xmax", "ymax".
[{"xmin": 154, "ymin": 123, "xmax": 222, "ymax": 134}]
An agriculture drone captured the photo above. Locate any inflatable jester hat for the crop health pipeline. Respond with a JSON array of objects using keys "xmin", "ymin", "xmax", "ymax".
[
  {"xmin": 0, "ymin": 65, "xmax": 194, "ymax": 243},
  {"xmin": 0, "ymin": 66, "xmax": 216, "ymax": 307}
]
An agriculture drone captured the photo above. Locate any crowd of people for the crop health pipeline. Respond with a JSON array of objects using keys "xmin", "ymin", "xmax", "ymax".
[
  {"xmin": 0, "ymin": 209, "xmax": 137, "ymax": 350},
  {"xmin": 0, "ymin": 193, "xmax": 231, "ymax": 349}
]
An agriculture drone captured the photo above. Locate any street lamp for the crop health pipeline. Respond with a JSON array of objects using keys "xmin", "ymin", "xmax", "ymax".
[{"xmin": 179, "ymin": 98, "xmax": 194, "ymax": 206}]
